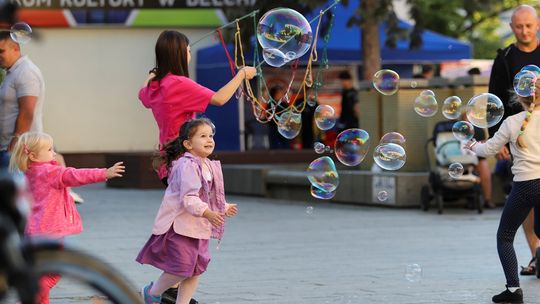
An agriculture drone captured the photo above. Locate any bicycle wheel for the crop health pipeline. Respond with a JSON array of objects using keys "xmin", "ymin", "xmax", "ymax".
[{"xmin": 31, "ymin": 246, "xmax": 142, "ymax": 304}]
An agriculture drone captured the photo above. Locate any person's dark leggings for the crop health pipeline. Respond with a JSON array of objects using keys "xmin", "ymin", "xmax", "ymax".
[{"xmin": 497, "ymin": 178, "xmax": 540, "ymax": 287}]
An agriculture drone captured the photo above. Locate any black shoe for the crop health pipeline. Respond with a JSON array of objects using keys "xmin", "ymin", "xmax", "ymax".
[
  {"xmin": 160, "ymin": 287, "xmax": 198, "ymax": 304},
  {"xmin": 492, "ymin": 286, "xmax": 523, "ymax": 303},
  {"xmin": 536, "ymin": 247, "xmax": 540, "ymax": 279}
]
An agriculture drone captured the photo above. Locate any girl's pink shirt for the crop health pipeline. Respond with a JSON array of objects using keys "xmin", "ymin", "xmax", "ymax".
[
  {"xmin": 151, "ymin": 153, "xmax": 226, "ymax": 240},
  {"xmin": 139, "ymin": 74, "xmax": 215, "ymax": 148},
  {"xmin": 24, "ymin": 160, "xmax": 107, "ymax": 237}
]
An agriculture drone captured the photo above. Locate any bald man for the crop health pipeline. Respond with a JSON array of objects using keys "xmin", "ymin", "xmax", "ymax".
[
  {"xmin": 488, "ymin": 4, "xmax": 540, "ymax": 303},
  {"xmin": 0, "ymin": 30, "xmax": 44, "ymax": 168}
]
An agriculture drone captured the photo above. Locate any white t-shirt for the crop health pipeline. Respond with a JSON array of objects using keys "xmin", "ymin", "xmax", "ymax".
[
  {"xmin": 0, "ymin": 55, "xmax": 45, "ymax": 150},
  {"xmin": 473, "ymin": 111, "xmax": 540, "ymax": 181}
]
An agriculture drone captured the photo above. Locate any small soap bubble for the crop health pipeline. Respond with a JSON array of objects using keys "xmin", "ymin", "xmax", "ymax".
[
  {"xmin": 420, "ymin": 90, "xmax": 435, "ymax": 97},
  {"xmin": 414, "ymin": 94, "xmax": 438, "ymax": 117},
  {"xmin": 314, "ymin": 105, "xmax": 337, "ymax": 130},
  {"xmin": 10, "ymin": 22, "xmax": 32, "ymax": 44},
  {"xmin": 335, "ymin": 128, "xmax": 370, "ymax": 166},
  {"xmin": 306, "ymin": 206, "xmax": 314, "ymax": 215},
  {"xmin": 448, "ymin": 162, "xmax": 464, "ymax": 178},
  {"xmin": 306, "ymin": 156, "xmax": 339, "ymax": 192},
  {"xmin": 314, "ymin": 142, "xmax": 325, "ymax": 154},
  {"xmin": 442, "ymin": 96, "xmax": 462, "ymax": 120},
  {"xmin": 452, "ymin": 121, "xmax": 474, "ymax": 141},
  {"xmin": 377, "ymin": 190, "xmax": 388, "ymax": 202},
  {"xmin": 372, "ymin": 69, "xmax": 399, "ymax": 95},
  {"xmin": 310, "ymin": 185, "xmax": 335, "ymax": 200},
  {"xmin": 405, "ymin": 264, "xmax": 423, "ymax": 283},
  {"xmin": 373, "ymin": 143, "xmax": 406, "ymax": 171}
]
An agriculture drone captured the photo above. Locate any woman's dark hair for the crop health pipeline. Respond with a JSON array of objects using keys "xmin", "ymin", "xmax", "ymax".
[
  {"xmin": 153, "ymin": 30, "xmax": 190, "ymax": 81},
  {"xmin": 153, "ymin": 118, "xmax": 216, "ymax": 171}
]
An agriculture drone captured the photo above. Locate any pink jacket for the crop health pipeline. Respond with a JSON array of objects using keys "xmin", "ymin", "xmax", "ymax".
[
  {"xmin": 151, "ymin": 153, "xmax": 226, "ymax": 240},
  {"xmin": 24, "ymin": 160, "xmax": 107, "ymax": 237},
  {"xmin": 139, "ymin": 74, "xmax": 214, "ymax": 180}
]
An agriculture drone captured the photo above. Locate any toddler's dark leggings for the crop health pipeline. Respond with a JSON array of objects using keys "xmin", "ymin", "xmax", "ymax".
[{"xmin": 497, "ymin": 178, "xmax": 540, "ymax": 287}]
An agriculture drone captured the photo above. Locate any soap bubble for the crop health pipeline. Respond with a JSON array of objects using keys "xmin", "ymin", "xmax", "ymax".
[
  {"xmin": 452, "ymin": 121, "xmax": 474, "ymax": 141},
  {"xmin": 277, "ymin": 111, "xmax": 302, "ymax": 139},
  {"xmin": 262, "ymin": 48, "xmax": 288, "ymax": 67},
  {"xmin": 306, "ymin": 156, "xmax": 339, "ymax": 192},
  {"xmin": 257, "ymin": 8, "xmax": 313, "ymax": 66},
  {"xmin": 465, "ymin": 93, "xmax": 504, "ymax": 128},
  {"xmin": 373, "ymin": 143, "xmax": 406, "ymax": 171},
  {"xmin": 310, "ymin": 185, "xmax": 336, "ymax": 200},
  {"xmin": 377, "ymin": 190, "xmax": 388, "ymax": 202},
  {"xmin": 314, "ymin": 105, "xmax": 336, "ymax": 130},
  {"xmin": 10, "ymin": 22, "xmax": 32, "ymax": 44},
  {"xmin": 414, "ymin": 94, "xmax": 438, "ymax": 117},
  {"xmin": 513, "ymin": 70, "xmax": 537, "ymax": 97},
  {"xmin": 448, "ymin": 162, "xmax": 464, "ymax": 178},
  {"xmin": 314, "ymin": 142, "xmax": 325, "ymax": 154},
  {"xmin": 373, "ymin": 69, "xmax": 399, "ymax": 95},
  {"xmin": 410, "ymin": 81, "xmax": 418, "ymax": 88},
  {"xmin": 306, "ymin": 206, "xmax": 314, "ymax": 215},
  {"xmin": 379, "ymin": 132, "xmax": 406, "ymax": 147},
  {"xmin": 405, "ymin": 264, "xmax": 423, "ymax": 283},
  {"xmin": 420, "ymin": 90, "xmax": 435, "ymax": 97},
  {"xmin": 520, "ymin": 64, "xmax": 540, "ymax": 77},
  {"xmin": 442, "ymin": 96, "xmax": 462, "ymax": 120},
  {"xmin": 334, "ymin": 128, "xmax": 370, "ymax": 166}
]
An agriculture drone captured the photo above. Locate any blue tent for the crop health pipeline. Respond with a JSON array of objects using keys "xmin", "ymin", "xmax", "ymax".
[{"xmin": 197, "ymin": 1, "xmax": 472, "ymax": 151}]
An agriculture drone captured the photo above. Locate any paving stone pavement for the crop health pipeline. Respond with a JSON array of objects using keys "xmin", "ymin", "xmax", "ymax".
[{"xmin": 46, "ymin": 184, "xmax": 540, "ymax": 304}]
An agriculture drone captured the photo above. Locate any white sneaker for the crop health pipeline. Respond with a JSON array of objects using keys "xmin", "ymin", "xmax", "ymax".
[{"xmin": 70, "ymin": 190, "xmax": 84, "ymax": 204}]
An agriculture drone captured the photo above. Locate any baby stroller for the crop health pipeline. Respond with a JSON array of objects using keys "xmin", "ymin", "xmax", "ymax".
[{"xmin": 421, "ymin": 120, "xmax": 484, "ymax": 214}]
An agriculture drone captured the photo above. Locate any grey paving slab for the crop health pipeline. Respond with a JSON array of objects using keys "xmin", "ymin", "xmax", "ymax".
[{"xmin": 44, "ymin": 184, "xmax": 540, "ymax": 304}]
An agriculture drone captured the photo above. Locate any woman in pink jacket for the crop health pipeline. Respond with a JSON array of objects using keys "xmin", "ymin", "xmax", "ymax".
[
  {"xmin": 140, "ymin": 30, "xmax": 257, "ymax": 185},
  {"xmin": 136, "ymin": 118, "xmax": 237, "ymax": 304},
  {"xmin": 9, "ymin": 132, "xmax": 125, "ymax": 304}
]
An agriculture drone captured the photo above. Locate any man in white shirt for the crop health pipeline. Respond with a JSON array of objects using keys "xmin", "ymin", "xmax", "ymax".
[{"xmin": 0, "ymin": 30, "xmax": 44, "ymax": 169}]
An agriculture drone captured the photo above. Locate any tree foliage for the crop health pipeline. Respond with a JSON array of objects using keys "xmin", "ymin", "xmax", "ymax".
[{"xmin": 221, "ymin": 0, "xmax": 532, "ymax": 78}]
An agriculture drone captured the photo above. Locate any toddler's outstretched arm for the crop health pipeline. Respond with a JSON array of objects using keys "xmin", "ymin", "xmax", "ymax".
[{"xmin": 106, "ymin": 162, "xmax": 125, "ymax": 179}]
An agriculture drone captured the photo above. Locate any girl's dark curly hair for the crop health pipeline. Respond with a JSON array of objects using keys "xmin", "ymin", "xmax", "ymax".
[{"xmin": 152, "ymin": 118, "xmax": 215, "ymax": 171}]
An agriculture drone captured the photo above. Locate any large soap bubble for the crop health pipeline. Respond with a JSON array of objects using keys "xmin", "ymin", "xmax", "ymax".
[
  {"xmin": 306, "ymin": 156, "xmax": 339, "ymax": 192},
  {"xmin": 373, "ymin": 143, "xmax": 406, "ymax": 171},
  {"xmin": 277, "ymin": 111, "xmax": 302, "ymax": 139},
  {"xmin": 414, "ymin": 94, "xmax": 438, "ymax": 117},
  {"xmin": 10, "ymin": 22, "xmax": 32, "ymax": 44},
  {"xmin": 334, "ymin": 128, "xmax": 370, "ymax": 166},
  {"xmin": 314, "ymin": 105, "xmax": 336, "ymax": 130},
  {"xmin": 257, "ymin": 8, "xmax": 313, "ymax": 66},
  {"xmin": 465, "ymin": 93, "xmax": 504, "ymax": 128},
  {"xmin": 373, "ymin": 69, "xmax": 399, "ymax": 95},
  {"xmin": 442, "ymin": 96, "xmax": 462, "ymax": 120}
]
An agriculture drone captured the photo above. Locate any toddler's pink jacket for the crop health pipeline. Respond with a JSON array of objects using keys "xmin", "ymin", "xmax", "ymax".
[{"xmin": 24, "ymin": 160, "xmax": 107, "ymax": 237}]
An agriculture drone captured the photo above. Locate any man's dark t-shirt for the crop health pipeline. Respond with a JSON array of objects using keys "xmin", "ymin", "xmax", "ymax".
[{"xmin": 339, "ymin": 88, "xmax": 359, "ymax": 130}]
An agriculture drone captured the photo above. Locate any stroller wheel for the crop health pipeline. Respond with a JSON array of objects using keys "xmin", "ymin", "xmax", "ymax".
[{"xmin": 421, "ymin": 185, "xmax": 431, "ymax": 211}]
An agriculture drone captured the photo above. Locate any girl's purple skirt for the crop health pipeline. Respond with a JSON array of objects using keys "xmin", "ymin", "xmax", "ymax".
[{"xmin": 136, "ymin": 226, "xmax": 210, "ymax": 277}]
